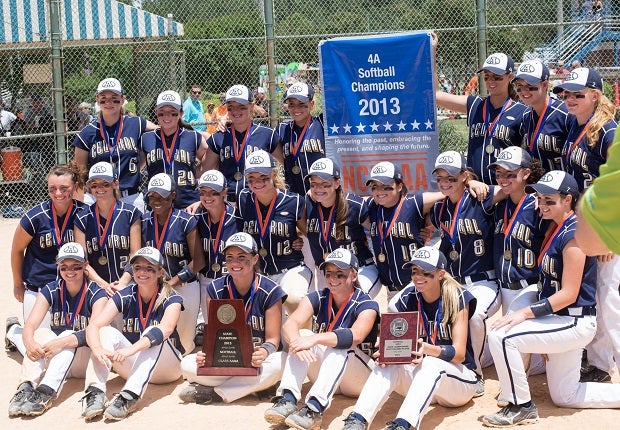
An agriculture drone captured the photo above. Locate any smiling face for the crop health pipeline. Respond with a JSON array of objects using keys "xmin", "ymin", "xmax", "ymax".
[
  {"xmin": 199, "ymin": 187, "xmax": 226, "ymax": 212},
  {"xmin": 132, "ymin": 257, "xmax": 164, "ymax": 286},
  {"xmin": 224, "ymin": 247, "xmax": 258, "ymax": 279},
  {"xmin": 156, "ymin": 106, "xmax": 180, "ymax": 133},
  {"xmin": 48, "ymin": 174, "xmax": 75, "ymax": 210},
  {"xmin": 286, "ymin": 98, "xmax": 314, "ymax": 126},
  {"xmin": 148, "ymin": 192, "xmax": 174, "ymax": 216},
  {"xmin": 96, "ymin": 91, "xmax": 124, "ymax": 117},
  {"xmin": 495, "ymin": 166, "xmax": 530, "ymax": 196},
  {"xmin": 513, "ymin": 78, "xmax": 547, "ymax": 107},
  {"xmin": 483, "ymin": 71, "xmax": 511, "ymax": 97},
  {"xmin": 370, "ymin": 180, "xmax": 402, "ymax": 207},
  {"xmin": 434, "ymin": 169, "xmax": 467, "ymax": 199},
  {"xmin": 562, "ymin": 89, "xmax": 598, "ymax": 122},
  {"xmin": 226, "ymin": 101, "xmax": 252, "ymax": 127},
  {"xmin": 323, "ymin": 263, "xmax": 357, "ymax": 293},
  {"xmin": 247, "ymin": 172, "xmax": 275, "ymax": 199},
  {"xmin": 410, "ymin": 265, "xmax": 444, "ymax": 294},
  {"xmin": 88, "ymin": 179, "xmax": 118, "ymax": 202},
  {"xmin": 309, "ymin": 176, "xmax": 339, "ymax": 206},
  {"xmin": 58, "ymin": 258, "xmax": 85, "ymax": 283},
  {"xmin": 536, "ymin": 192, "xmax": 573, "ymax": 222}
]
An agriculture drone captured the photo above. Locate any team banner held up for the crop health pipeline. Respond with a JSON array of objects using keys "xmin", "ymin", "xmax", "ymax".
[{"xmin": 319, "ymin": 32, "xmax": 438, "ymax": 194}]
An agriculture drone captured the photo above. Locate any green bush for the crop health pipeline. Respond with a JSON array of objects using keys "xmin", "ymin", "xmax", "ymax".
[{"xmin": 438, "ymin": 118, "xmax": 468, "ymax": 154}]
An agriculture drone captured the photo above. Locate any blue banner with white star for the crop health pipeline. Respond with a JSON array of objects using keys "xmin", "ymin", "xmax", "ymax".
[{"xmin": 319, "ymin": 31, "xmax": 438, "ymax": 194}]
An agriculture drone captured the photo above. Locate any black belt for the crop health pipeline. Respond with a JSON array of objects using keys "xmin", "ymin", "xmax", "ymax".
[
  {"xmin": 359, "ymin": 257, "xmax": 375, "ymax": 267},
  {"xmin": 499, "ymin": 277, "xmax": 540, "ymax": 290},
  {"xmin": 454, "ymin": 270, "xmax": 497, "ymax": 285},
  {"xmin": 559, "ymin": 306, "xmax": 597, "ymax": 317}
]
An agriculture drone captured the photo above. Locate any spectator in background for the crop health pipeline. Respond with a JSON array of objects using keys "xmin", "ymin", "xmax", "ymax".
[
  {"xmin": 570, "ymin": 60, "xmax": 583, "ymax": 70},
  {"xmin": 204, "ymin": 101, "xmax": 220, "ymax": 135},
  {"xmin": 253, "ymin": 87, "xmax": 268, "ymax": 118},
  {"xmin": 23, "ymin": 93, "xmax": 53, "ymax": 134},
  {"xmin": 182, "ymin": 85, "xmax": 206, "ymax": 132},
  {"xmin": 65, "ymin": 97, "xmax": 82, "ymax": 132},
  {"xmin": 0, "ymin": 98, "xmax": 17, "ymax": 136},
  {"xmin": 553, "ymin": 60, "xmax": 570, "ymax": 80},
  {"xmin": 77, "ymin": 102, "xmax": 93, "ymax": 129},
  {"xmin": 216, "ymin": 92, "xmax": 228, "ymax": 119}
]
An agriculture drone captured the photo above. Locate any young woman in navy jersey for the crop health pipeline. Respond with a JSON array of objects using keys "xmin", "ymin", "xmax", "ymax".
[
  {"xmin": 343, "ymin": 247, "xmax": 478, "ymax": 430},
  {"xmin": 72, "ymin": 78, "xmax": 156, "ymax": 212},
  {"xmin": 554, "ymin": 67, "xmax": 620, "ymax": 384},
  {"xmin": 429, "ymin": 151, "xmax": 506, "ymax": 395},
  {"xmin": 8, "ymin": 163, "xmax": 87, "ymax": 355},
  {"xmin": 141, "ymin": 173, "xmax": 205, "ymax": 354},
  {"xmin": 236, "ymin": 150, "xmax": 311, "ymax": 316},
  {"xmin": 278, "ymin": 83, "xmax": 325, "ymax": 196},
  {"xmin": 432, "ymin": 33, "xmax": 526, "ymax": 185},
  {"xmin": 366, "ymin": 161, "xmax": 442, "ymax": 300},
  {"xmin": 8, "ymin": 243, "xmax": 107, "ymax": 418},
  {"xmin": 203, "ymin": 85, "xmax": 283, "ymax": 202},
  {"xmin": 305, "ymin": 158, "xmax": 379, "ymax": 297},
  {"xmin": 178, "ymin": 233, "xmax": 287, "ymax": 405},
  {"xmin": 139, "ymin": 90, "xmax": 210, "ymax": 209},
  {"xmin": 483, "ymin": 171, "xmax": 620, "ymax": 428},
  {"xmin": 514, "ymin": 59, "xmax": 570, "ymax": 172},
  {"xmin": 193, "ymin": 169, "xmax": 239, "ymax": 341},
  {"xmin": 74, "ymin": 162, "xmax": 142, "ymax": 296},
  {"xmin": 85, "ymin": 247, "xmax": 183, "ymax": 421}
]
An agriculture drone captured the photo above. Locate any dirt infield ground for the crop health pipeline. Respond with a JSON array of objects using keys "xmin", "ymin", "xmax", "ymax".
[{"xmin": 1, "ymin": 217, "xmax": 619, "ymax": 429}]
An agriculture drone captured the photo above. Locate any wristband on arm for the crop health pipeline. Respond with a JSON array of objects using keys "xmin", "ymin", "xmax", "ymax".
[
  {"xmin": 530, "ymin": 298, "xmax": 553, "ymax": 318},
  {"xmin": 176, "ymin": 265, "xmax": 194, "ymax": 283},
  {"xmin": 260, "ymin": 341, "xmax": 277, "ymax": 356},
  {"xmin": 334, "ymin": 328, "xmax": 354, "ymax": 349},
  {"xmin": 73, "ymin": 330, "xmax": 87, "ymax": 347},
  {"xmin": 144, "ymin": 327, "xmax": 164, "ymax": 347},
  {"xmin": 437, "ymin": 345, "xmax": 455, "ymax": 362}
]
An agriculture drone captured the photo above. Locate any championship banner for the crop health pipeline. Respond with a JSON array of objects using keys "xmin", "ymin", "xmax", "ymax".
[{"xmin": 319, "ymin": 32, "xmax": 438, "ymax": 194}]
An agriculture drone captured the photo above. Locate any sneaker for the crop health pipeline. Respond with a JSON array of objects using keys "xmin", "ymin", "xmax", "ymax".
[
  {"xmin": 482, "ymin": 403, "xmax": 539, "ymax": 427},
  {"xmin": 178, "ymin": 383, "xmax": 217, "ymax": 404},
  {"xmin": 5, "ymin": 316, "xmax": 20, "ymax": 352},
  {"xmin": 8, "ymin": 382, "xmax": 34, "ymax": 417},
  {"xmin": 21, "ymin": 385, "xmax": 54, "ymax": 416},
  {"xmin": 343, "ymin": 412, "xmax": 367, "ymax": 430},
  {"xmin": 474, "ymin": 376, "xmax": 485, "ymax": 398},
  {"xmin": 264, "ymin": 396, "xmax": 297, "ymax": 425},
  {"xmin": 383, "ymin": 422, "xmax": 408, "ymax": 430},
  {"xmin": 580, "ymin": 367, "xmax": 612, "ymax": 383},
  {"xmin": 284, "ymin": 405, "xmax": 322, "ymax": 430},
  {"xmin": 80, "ymin": 386, "xmax": 108, "ymax": 421},
  {"xmin": 194, "ymin": 323, "xmax": 204, "ymax": 347},
  {"xmin": 103, "ymin": 391, "xmax": 138, "ymax": 421}
]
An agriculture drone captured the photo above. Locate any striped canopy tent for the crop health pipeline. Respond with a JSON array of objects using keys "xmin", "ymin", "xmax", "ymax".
[{"xmin": 0, "ymin": 0, "xmax": 183, "ymax": 48}]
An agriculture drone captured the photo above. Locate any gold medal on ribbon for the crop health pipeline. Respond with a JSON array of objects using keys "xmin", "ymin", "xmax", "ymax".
[
  {"xmin": 98, "ymin": 255, "xmax": 108, "ymax": 265},
  {"xmin": 449, "ymin": 250, "xmax": 459, "ymax": 260},
  {"xmin": 378, "ymin": 253, "xmax": 386, "ymax": 263},
  {"xmin": 292, "ymin": 165, "xmax": 301, "ymax": 174},
  {"xmin": 211, "ymin": 263, "xmax": 221, "ymax": 272},
  {"xmin": 485, "ymin": 144, "xmax": 495, "ymax": 154},
  {"xmin": 234, "ymin": 171, "xmax": 243, "ymax": 181},
  {"xmin": 503, "ymin": 250, "xmax": 512, "ymax": 260},
  {"xmin": 259, "ymin": 248, "xmax": 268, "ymax": 257}
]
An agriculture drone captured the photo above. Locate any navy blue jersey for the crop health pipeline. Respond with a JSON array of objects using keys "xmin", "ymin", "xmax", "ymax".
[
  {"xmin": 140, "ymin": 127, "xmax": 201, "ymax": 208},
  {"xmin": 72, "ymin": 115, "xmax": 148, "ymax": 194},
  {"xmin": 278, "ymin": 116, "xmax": 326, "ymax": 195},
  {"xmin": 206, "ymin": 274, "xmax": 286, "ymax": 346},
  {"xmin": 195, "ymin": 205, "xmax": 240, "ymax": 279},
  {"xmin": 74, "ymin": 202, "xmax": 141, "ymax": 283},
  {"xmin": 111, "ymin": 283, "xmax": 184, "ymax": 354},
  {"xmin": 41, "ymin": 279, "xmax": 107, "ymax": 335},
  {"xmin": 309, "ymin": 287, "xmax": 379, "ymax": 356},
  {"xmin": 142, "ymin": 208, "xmax": 198, "ymax": 279},
  {"xmin": 521, "ymin": 98, "xmax": 570, "ymax": 172},
  {"xmin": 394, "ymin": 286, "xmax": 476, "ymax": 371},
  {"xmin": 493, "ymin": 194, "xmax": 550, "ymax": 284},
  {"xmin": 430, "ymin": 188, "xmax": 496, "ymax": 277},
  {"xmin": 305, "ymin": 192, "xmax": 373, "ymax": 267},
  {"xmin": 466, "ymin": 96, "xmax": 527, "ymax": 184},
  {"xmin": 20, "ymin": 199, "xmax": 85, "ymax": 291},
  {"xmin": 207, "ymin": 124, "xmax": 279, "ymax": 200},
  {"xmin": 562, "ymin": 117, "xmax": 616, "ymax": 192},
  {"xmin": 236, "ymin": 189, "xmax": 305, "ymax": 276},
  {"xmin": 538, "ymin": 213, "xmax": 597, "ymax": 313},
  {"xmin": 368, "ymin": 194, "xmax": 426, "ymax": 289}
]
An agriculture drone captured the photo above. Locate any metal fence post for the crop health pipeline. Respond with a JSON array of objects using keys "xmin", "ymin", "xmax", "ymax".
[
  {"xmin": 476, "ymin": 0, "xmax": 488, "ymax": 97},
  {"xmin": 263, "ymin": 0, "xmax": 278, "ymax": 127},
  {"xmin": 49, "ymin": 0, "xmax": 67, "ymax": 164}
]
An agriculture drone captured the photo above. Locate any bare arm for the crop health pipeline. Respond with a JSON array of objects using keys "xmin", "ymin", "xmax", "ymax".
[
  {"xmin": 11, "ymin": 224, "xmax": 33, "ymax": 302},
  {"xmin": 575, "ymin": 206, "xmax": 610, "ymax": 256}
]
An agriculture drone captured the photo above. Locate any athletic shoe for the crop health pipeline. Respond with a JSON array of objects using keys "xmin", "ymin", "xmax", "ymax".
[
  {"xmin": 194, "ymin": 323, "xmax": 204, "ymax": 346},
  {"xmin": 383, "ymin": 422, "xmax": 408, "ymax": 430},
  {"xmin": 21, "ymin": 385, "xmax": 54, "ymax": 416},
  {"xmin": 343, "ymin": 412, "xmax": 367, "ymax": 430},
  {"xmin": 103, "ymin": 391, "xmax": 138, "ymax": 421},
  {"xmin": 8, "ymin": 382, "xmax": 34, "ymax": 417},
  {"xmin": 5, "ymin": 316, "xmax": 20, "ymax": 352},
  {"xmin": 580, "ymin": 367, "xmax": 612, "ymax": 383},
  {"xmin": 474, "ymin": 376, "xmax": 485, "ymax": 398},
  {"xmin": 178, "ymin": 383, "xmax": 217, "ymax": 404},
  {"xmin": 80, "ymin": 386, "xmax": 108, "ymax": 421},
  {"xmin": 264, "ymin": 396, "xmax": 297, "ymax": 425},
  {"xmin": 482, "ymin": 403, "xmax": 539, "ymax": 427},
  {"xmin": 284, "ymin": 405, "xmax": 323, "ymax": 430}
]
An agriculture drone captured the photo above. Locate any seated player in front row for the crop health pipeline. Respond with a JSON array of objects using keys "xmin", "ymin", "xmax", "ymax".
[
  {"xmin": 342, "ymin": 246, "xmax": 478, "ymax": 430},
  {"xmin": 264, "ymin": 248, "xmax": 380, "ymax": 430},
  {"xmin": 178, "ymin": 232, "xmax": 287, "ymax": 404},
  {"xmin": 8, "ymin": 243, "xmax": 107, "ymax": 418}
]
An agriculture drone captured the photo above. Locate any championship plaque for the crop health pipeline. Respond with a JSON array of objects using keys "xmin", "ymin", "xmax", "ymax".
[
  {"xmin": 198, "ymin": 299, "xmax": 258, "ymax": 376},
  {"xmin": 378, "ymin": 311, "xmax": 421, "ymax": 364}
]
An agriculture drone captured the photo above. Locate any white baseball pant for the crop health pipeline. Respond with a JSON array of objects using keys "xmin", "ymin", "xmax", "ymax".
[
  {"xmin": 271, "ymin": 264, "xmax": 313, "ymax": 316},
  {"xmin": 7, "ymin": 289, "xmax": 51, "ymax": 357}
]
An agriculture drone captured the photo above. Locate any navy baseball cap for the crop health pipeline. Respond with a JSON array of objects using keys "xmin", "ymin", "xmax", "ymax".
[
  {"xmin": 365, "ymin": 161, "xmax": 402, "ymax": 186},
  {"xmin": 319, "ymin": 248, "xmax": 359, "ymax": 271},
  {"xmin": 433, "ymin": 150, "xmax": 467, "ymax": 176},
  {"xmin": 130, "ymin": 247, "xmax": 164, "ymax": 266},
  {"xmin": 488, "ymin": 146, "xmax": 531, "ymax": 171},
  {"xmin": 514, "ymin": 59, "xmax": 550, "ymax": 85},
  {"xmin": 402, "ymin": 246, "xmax": 447, "ymax": 271},
  {"xmin": 223, "ymin": 232, "xmax": 258, "ymax": 254},
  {"xmin": 525, "ymin": 170, "xmax": 579, "ymax": 198},
  {"xmin": 305, "ymin": 158, "xmax": 341, "ymax": 181},
  {"xmin": 477, "ymin": 53, "xmax": 515, "ymax": 75},
  {"xmin": 552, "ymin": 67, "xmax": 602, "ymax": 94}
]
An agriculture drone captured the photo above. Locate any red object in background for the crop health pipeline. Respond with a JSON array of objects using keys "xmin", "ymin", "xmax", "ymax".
[{"xmin": 614, "ymin": 80, "xmax": 620, "ymax": 107}]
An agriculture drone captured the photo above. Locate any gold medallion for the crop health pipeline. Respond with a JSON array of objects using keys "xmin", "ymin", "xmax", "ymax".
[
  {"xmin": 537, "ymin": 281, "xmax": 543, "ymax": 291},
  {"xmin": 449, "ymin": 250, "xmax": 459, "ymax": 260},
  {"xmin": 292, "ymin": 165, "xmax": 301, "ymax": 174},
  {"xmin": 211, "ymin": 263, "xmax": 221, "ymax": 272},
  {"xmin": 234, "ymin": 171, "xmax": 243, "ymax": 181},
  {"xmin": 98, "ymin": 255, "xmax": 108, "ymax": 265},
  {"xmin": 259, "ymin": 248, "xmax": 268, "ymax": 257},
  {"xmin": 378, "ymin": 253, "xmax": 386, "ymax": 263},
  {"xmin": 503, "ymin": 250, "xmax": 512, "ymax": 260},
  {"xmin": 216, "ymin": 304, "xmax": 236, "ymax": 325},
  {"xmin": 485, "ymin": 144, "xmax": 495, "ymax": 154}
]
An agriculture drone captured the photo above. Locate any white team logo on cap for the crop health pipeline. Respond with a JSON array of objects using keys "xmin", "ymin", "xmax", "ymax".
[
  {"xmin": 437, "ymin": 155, "xmax": 455, "ymax": 164},
  {"xmin": 372, "ymin": 165, "xmax": 388, "ymax": 174},
  {"xmin": 150, "ymin": 177, "xmax": 165, "ymax": 186},
  {"xmin": 539, "ymin": 172, "xmax": 554, "ymax": 183},
  {"xmin": 138, "ymin": 248, "xmax": 154, "ymax": 255},
  {"xmin": 497, "ymin": 151, "xmax": 514, "ymax": 161},
  {"xmin": 161, "ymin": 93, "xmax": 176, "ymax": 101},
  {"xmin": 566, "ymin": 71, "xmax": 580, "ymax": 81},
  {"xmin": 486, "ymin": 55, "xmax": 502, "ymax": 65},
  {"xmin": 414, "ymin": 249, "xmax": 431, "ymax": 259},
  {"xmin": 229, "ymin": 88, "xmax": 243, "ymax": 96},
  {"xmin": 229, "ymin": 233, "xmax": 246, "ymax": 243},
  {"xmin": 519, "ymin": 63, "xmax": 536, "ymax": 73},
  {"xmin": 313, "ymin": 161, "xmax": 327, "ymax": 171},
  {"xmin": 64, "ymin": 244, "xmax": 79, "ymax": 254},
  {"xmin": 248, "ymin": 155, "xmax": 265, "ymax": 165},
  {"xmin": 203, "ymin": 173, "xmax": 218, "ymax": 182},
  {"xmin": 101, "ymin": 80, "xmax": 116, "ymax": 88},
  {"xmin": 289, "ymin": 85, "xmax": 303, "ymax": 94}
]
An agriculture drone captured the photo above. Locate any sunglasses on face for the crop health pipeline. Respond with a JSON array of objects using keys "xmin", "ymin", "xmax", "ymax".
[
  {"xmin": 191, "ymin": 91, "xmax": 202, "ymax": 95},
  {"xmin": 157, "ymin": 112, "xmax": 179, "ymax": 117},
  {"xmin": 514, "ymin": 84, "xmax": 539, "ymax": 93},
  {"xmin": 59, "ymin": 265, "xmax": 84, "ymax": 272},
  {"xmin": 561, "ymin": 91, "xmax": 587, "ymax": 100}
]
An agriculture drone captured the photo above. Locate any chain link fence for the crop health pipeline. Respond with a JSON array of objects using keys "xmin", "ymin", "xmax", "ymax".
[{"xmin": 1, "ymin": 0, "xmax": 620, "ymax": 213}]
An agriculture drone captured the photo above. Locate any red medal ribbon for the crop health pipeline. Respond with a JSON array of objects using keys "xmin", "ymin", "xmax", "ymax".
[
  {"xmin": 137, "ymin": 287, "xmax": 158, "ymax": 333},
  {"xmin": 227, "ymin": 274, "xmax": 259, "ymax": 322},
  {"xmin": 232, "ymin": 123, "xmax": 253, "ymax": 164},
  {"xmin": 326, "ymin": 289, "xmax": 355, "ymax": 332},
  {"xmin": 528, "ymin": 98, "xmax": 550, "ymax": 152},
  {"xmin": 254, "ymin": 192, "xmax": 278, "ymax": 246},
  {"xmin": 318, "ymin": 203, "xmax": 336, "ymax": 250},
  {"xmin": 438, "ymin": 189, "xmax": 466, "ymax": 244},
  {"xmin": 378, "ymin": 196, "xmax": 406, "ymax": 249},
  {"xmin": 483, "ymin": 98, "xmax": 512, "ymax": 136},
  {"xmin": 159, "ymin": 127, "xmax": 180, "ymax": 172},
  {"xmin": 290, "ymin": 116, "xmax": 311, "ymax": 158},
  {"xmin": 59, "ymin": 279, "xmax": 88, "ymax": 330},
  {"xmin": 50, "ymin": 200, "xmax": 74, "ymax": 247},
  {"xmin": 98, "ymin": 115, "xmax": 124, "ymax": 157},
  {"xmin": 154, "ymin": 208, "xmax": 173, "ymax": 253},
  {"xmin": 564, "ymin": 118, "xmax": 592, "ymax": 165},
  {"xmin": 537, "ymin": 210, "xmax": 574, "ymax": 266},
  {"xmin": 95, "ymin": 202, "xmax": 117, "ymax": 250},
  {"xmin": 207, "ymin": 206, "xmax": 227, "ymax": 257},
  {"xmin": 503, "ymin": 194, "xmax": 528, "ymax": 238}
]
